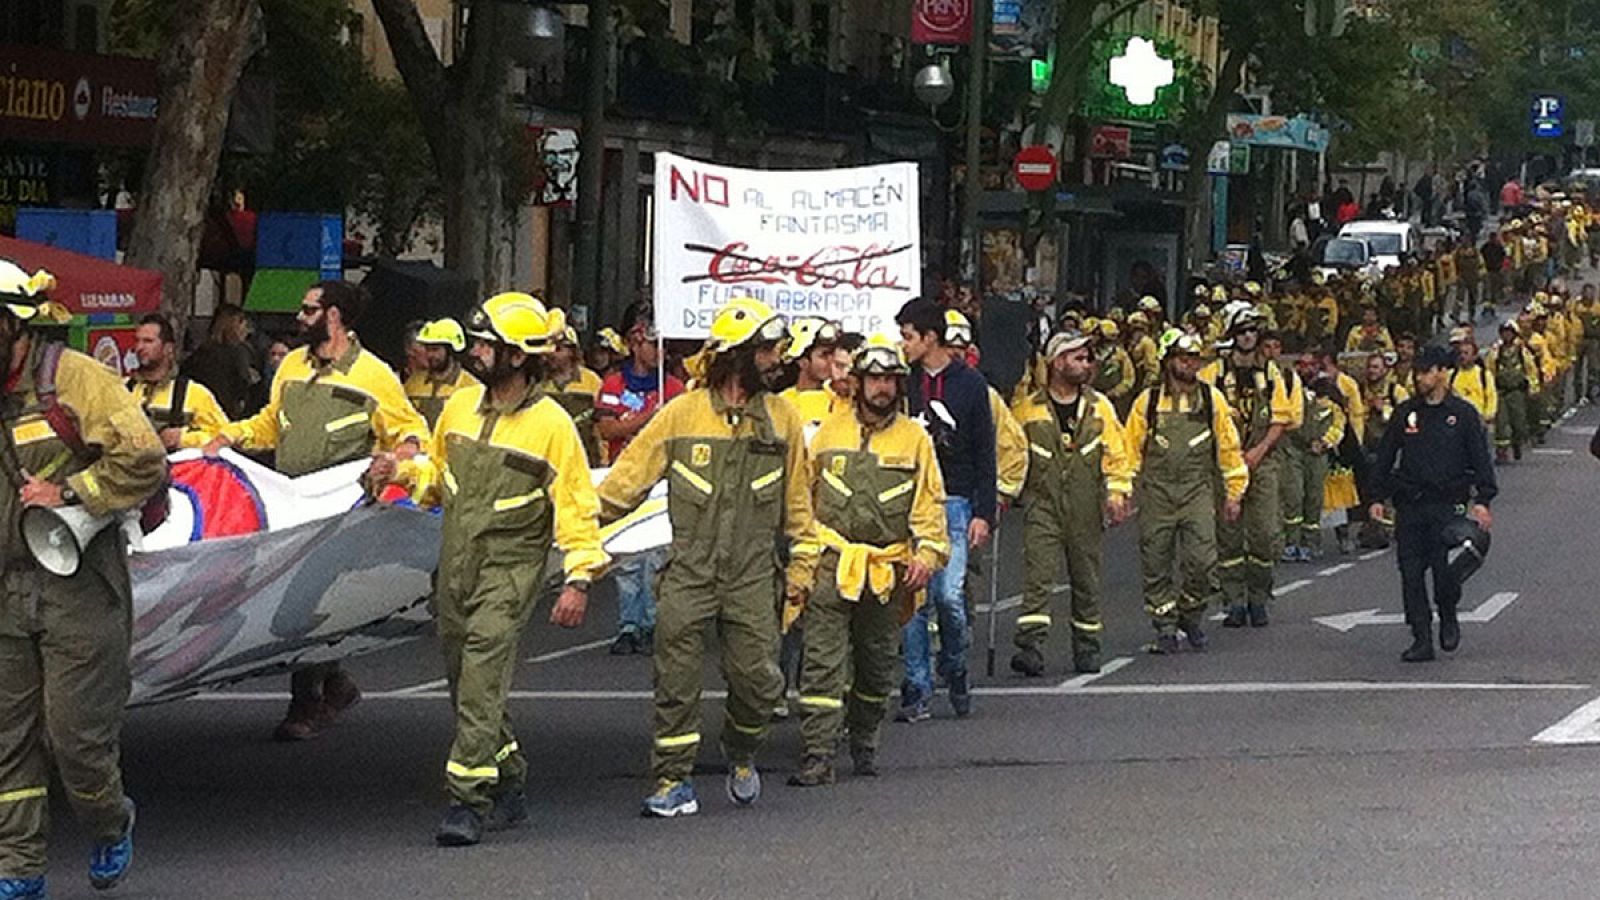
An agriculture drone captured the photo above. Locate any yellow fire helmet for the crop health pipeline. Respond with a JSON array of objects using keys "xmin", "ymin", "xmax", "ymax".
[
  {"xmin": 1244, "ymin": 281, "xmax": 1264, "ymax": 297},
  {"xmin": 852, "ymin": 333, "xmax": 910, "ymax": 376},
  {"xmin": 1097, "ymin": 318, "xmax": 1119, "ymax": 340},
  {"xmin": 0, "ymin": 260, "xmax": 68, "ymax": 322},
  {"xmin": 784, "ymin": 315, "xmax": 842, "ymax": 362},
  {"xmin": 1128, "ymin": 311, "xmax": 1150, "ymax": 329},
  {"xmin": 943, "ymin": 309, "xmax": 974, "ymax": 348},
  {"xmin": 1159, "ymin": 327, "xmax": 1203, "ymax": 360},
  {"xmin": 466, "ymin": 292, "xmax": 564, "ymax": 354},
  {"xmin": 596, "ymin": 327, "xmax": 628, "ymax": 355},
  {"xmin": 707, "ymin": 297, "xmax": 786, "ymax": 354},
  {"xmin": 1210, "ymin": 285, "xmax": 1229, "ymax": 305},
  {"xmin": 415, "ymin": 317, "xmax": 466, "ymax": 352}
]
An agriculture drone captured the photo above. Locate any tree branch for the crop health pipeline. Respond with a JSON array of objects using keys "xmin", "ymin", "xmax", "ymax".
[{"xmin": 369, "ymin": 0, "xmax": 453, "ymax": 163}]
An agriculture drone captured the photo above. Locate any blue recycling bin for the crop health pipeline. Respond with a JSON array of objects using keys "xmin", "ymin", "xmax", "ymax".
[
  {"xmin": 256, "ymin": 213, "xmax": 343, "ymax": 279},
  {"xmin": 16, "ymin": 209, "xmax": 118, "ymax": 261}
]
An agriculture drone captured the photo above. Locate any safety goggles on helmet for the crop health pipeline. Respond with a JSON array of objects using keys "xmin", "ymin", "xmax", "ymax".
[
  {"xmin": 465, "ymin": 292, "xmax": 563, "ymax": 353},
  {"xmin": 944, "ymin": 309, "xmax": 974, "ymax": 348},
  {"xmin": 852, "ymin": 336, "xmax": 909, "ymax": 375},
  {"xmin": 708, "ymin": 297, "xmax": 786, "ymax": 353},
  {"xmin": 784, "ymin": 316, "xmax": 842, "ymax": 361},
  {"xmin": 1159, "ymin": 328, "xmax": 1203, "ymax": 359}
]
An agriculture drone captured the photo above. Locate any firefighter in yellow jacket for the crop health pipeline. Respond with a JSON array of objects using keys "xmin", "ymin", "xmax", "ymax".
[
  {"xmin": 1125, "ymin": 330, "xmax": 1248, "ymax": 653},
  {"xmin": 598, "ymin": 298, "xmax": 819, "ymax": 818},
  {"xmin": 1010, "ymin": 329, "xmax": 1133, "ymax": 676},
  {"xmin": 405, "ymin": 318, "xmax": 480, "ymax": 429},
  {"xmin": 372, "ymin": 293, "xmax": 608, "ymax": 847},
  {"xmin": 127, "ymin": 313, "xmax": 230, "ymax": 450},
  {"xmin": 788, "ymin": 336, "xmax": 947, "ymax": 787},
  {"xmin": 1447, "ymin": 327, "xmax": 1497, "ymax": 424},
  {"xmin": 538, "ymin": 326, "xmax": 605, "ymax": 465},
  {"xmin": 207, "ymin": 280, "xmax": 429, "ymax": 741},
  {"xmin": 779, "ymin": 316, "xmax": 845, "ymax": 437},
  {"xmin": 0, "ymin": 262, "xmax": 166, "ymax": 896},
  {"xmin": 1200, "ymin": 302, "xmax": 1299, "ymax": 628}
]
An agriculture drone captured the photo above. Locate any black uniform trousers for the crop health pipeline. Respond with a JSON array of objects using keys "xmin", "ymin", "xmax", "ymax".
[{"xmin": 1394, "ymin": 502, "xmax": 1463, "ymax": 639}]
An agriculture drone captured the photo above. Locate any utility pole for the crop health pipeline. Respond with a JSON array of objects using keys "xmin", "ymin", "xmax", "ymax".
[
  {"xmin": 573, "ymin": 0, "xmax": 613, "ymax": 332},
  {"xmin": 961, "ymin": 0, "xmax": 991, "ymax": 293}
]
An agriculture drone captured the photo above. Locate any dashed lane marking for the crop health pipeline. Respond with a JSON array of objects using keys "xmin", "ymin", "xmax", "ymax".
[
  {"xmin": 1533, "ymin": 448, "xmax": 1575, "ymax": 456},
  {"xmin": 1533, "ymin": 695, "xmax": 1600, "ymax": 745},
  {"xmin": 1274, "ymin": 579, "xmax": 1313, "ymax": 597},
  {"xmin": 1055, "ymin": 656, "xmax": 1133, "ymax": 690},
  {"xmin": 1317, "ymin": 563, "xmax": 1355, "ymax": 577},
  {"xmin": 1358, "ymin": 550, "xmax": 1389, "ymax": 561},
  {"xmin": 389, "ymin": 637, "xmax": 619, "ymax": 694}
]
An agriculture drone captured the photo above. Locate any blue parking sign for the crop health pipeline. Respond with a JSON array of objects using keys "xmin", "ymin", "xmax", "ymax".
[{"xmin": 1532, "ymin": 94, "xmax": 1565, "ymax": 139}]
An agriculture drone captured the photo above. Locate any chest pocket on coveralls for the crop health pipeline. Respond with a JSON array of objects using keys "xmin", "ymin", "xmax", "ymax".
[
  {"xmin": 279, "ymin": 381, "xmax": 378, "ymax": 475},
  {"xmin": 874, "ymin": 457, "xmax": 917, "ymax": 537},
  {"xmin": 487, "ymin": 449, "xmax": 554, "ymax": 545},
  {"xmin": 668, "ymin": 444, "xmax": 716, "ymax": 538},
  {"xmin": 746, "ymin": 439, "xmax": 787, "ymax": 530}
]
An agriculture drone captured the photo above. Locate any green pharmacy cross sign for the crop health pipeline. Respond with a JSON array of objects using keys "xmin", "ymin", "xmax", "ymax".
[{"xmin": 1081, "ymin": 33, "xmax": 1196, "ymax": 122}]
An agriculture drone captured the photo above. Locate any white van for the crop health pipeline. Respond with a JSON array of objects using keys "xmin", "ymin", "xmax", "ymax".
[{"xmin": 1337, "ymin": 220, "xmax": 1423, "ymax": 271}]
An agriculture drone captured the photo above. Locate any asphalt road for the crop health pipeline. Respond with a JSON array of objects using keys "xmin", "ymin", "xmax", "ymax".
[{"xmin": 39, "ymin": 361, "xmax": 1600, "ymax": 898}]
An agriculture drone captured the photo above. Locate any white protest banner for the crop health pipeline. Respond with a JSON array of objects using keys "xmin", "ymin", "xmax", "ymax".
[{"xmin": 652, "ymin": 152, "xmax": 921, "ymax": 339}]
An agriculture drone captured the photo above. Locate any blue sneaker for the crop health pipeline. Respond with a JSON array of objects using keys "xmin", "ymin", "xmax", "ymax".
[
  {"xmin": 641, "ymin": 780, "xmax": 699, "ymax": 818},
  {"xmin": 88, "ymin": 797, "xmax": 135, "ymax": 890},
  {"xmin": 726, "ymin": 764, "xmax": 761, "ymax": 806},
  {"xmin": 0, "ymin": 877, "xmax": 46, "ymax": 899}
]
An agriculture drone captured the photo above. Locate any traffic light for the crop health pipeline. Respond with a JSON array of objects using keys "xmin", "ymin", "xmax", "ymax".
[{"xmin": 1304, "ymin": 0, "xmax": 1347, "ymax": 37}]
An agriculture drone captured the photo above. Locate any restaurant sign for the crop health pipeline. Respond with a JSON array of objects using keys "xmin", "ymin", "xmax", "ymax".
[{"xmin": 0, "ymin": 45, "xmax": 158, "ymax": 148}]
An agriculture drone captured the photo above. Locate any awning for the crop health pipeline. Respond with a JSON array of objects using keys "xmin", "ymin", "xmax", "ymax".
[{"xmin": 0, "ymin": 235, "xmax": 163, "ymax": 316}]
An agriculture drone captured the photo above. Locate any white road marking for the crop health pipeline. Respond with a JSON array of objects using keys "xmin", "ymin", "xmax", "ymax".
[
  {"xmin": 386, "ymin": 637, "xmax": 620, "ymax": 694},
  {"xmin": 1314, "ymin": 592, "xmax": 1519, "ymax": 632},
  {"xmin": 1274, "ymin": 579, "xmax": 1313, "ymax": 597},
  {"xmin": 975, "ymin": 583, "xmax": 1067, "ymax": 614},
  {"xmin": 1055, "ymin": 656, "xmax": 1133, "ymax": 690},
  {"xmin": 1359, "ymin": 550, "xmax": 1389, "ymax": 561},
  {"xmin": 1559, "ymin": 426, "xmax": 1591, "ymax": 436},
  {"xmin": 1533, "ymin": 448, "xmax": 1575, "ymax": 456},
  {"xmin": 1317, "ymin": 563, "xmax": 1355, "ymax": 577},
  {"xmin": 1533, "ymin": 695, "xmax": 1600, "ymax": 744},
  {"xmin": 195, "ymin": 678, "xmax": 1589, "ymax": 704}
]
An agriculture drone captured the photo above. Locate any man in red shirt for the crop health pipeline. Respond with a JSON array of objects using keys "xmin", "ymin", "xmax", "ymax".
[{"xmin": 595, "ymin": 319, "xmax": 685, "ymax": 654}]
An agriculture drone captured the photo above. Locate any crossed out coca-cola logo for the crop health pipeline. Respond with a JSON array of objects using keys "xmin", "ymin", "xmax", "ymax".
[
  {"xmin": 681, "ymin": 241, "xmax": 914, "ymax": 292},
  {"xmin": 917, "ymin": 0, "xmax": 971, "ymax": 32}
]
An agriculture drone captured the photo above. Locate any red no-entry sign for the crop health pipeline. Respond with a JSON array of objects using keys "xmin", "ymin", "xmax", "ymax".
[{"xmin": 1013, "ymin": 145, "xmax": 1058, "ymax": 192}]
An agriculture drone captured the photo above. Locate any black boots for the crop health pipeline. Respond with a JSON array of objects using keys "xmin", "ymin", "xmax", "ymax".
[
  {"xmin": 1401, "ymin": 628, "xmax": 1436, "ymax": 663},
  {"xmin": 1438, "ymin": 611, "xmax": 1461, "ymax": 653}
]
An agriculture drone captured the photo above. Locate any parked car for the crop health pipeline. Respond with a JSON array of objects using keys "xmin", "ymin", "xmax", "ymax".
[{"xmin": 1337, "ymin": 220, "xmax": 1423, "ymax": 270}]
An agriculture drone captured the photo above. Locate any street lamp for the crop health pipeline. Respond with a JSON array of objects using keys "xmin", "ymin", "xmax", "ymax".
[{"xmin": 914, "ymin": 59, "xmax": 955, "ymax": 112}]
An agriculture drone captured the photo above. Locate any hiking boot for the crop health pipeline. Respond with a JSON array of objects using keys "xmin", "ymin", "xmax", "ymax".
[
  {"xmin": 1221, "ymin": 606, "xmax": 1249, "ymax": 628},
  {"xmin": 850, "ymin": 746, "xmax": 878, "ymax": 777},
  {"xmin": 272, "ymin": 701, "xmax": 329, "ymax": 742},
  {"xmin": 726, "ymin": 764, "xmax": 762, "ymax": 806},
  {"xmin": 1145, "ymin": 634, "xmax": 1181, "ymax": 655},
  {"xmin": 1072, "ymin": 651, "xmax": 1101, "ymax": 674},
  {"xmin": 322, "ymin": 670, "xmax": 361, "ymax": 716},
  {"xmin": 1247, "ymin": 602, "xmax": 1269, "ymax": 628},
  {"xmin": 609, "ymin": 630, "xmax": 639, "ymax": 656},
  {"xmin": 1181, "ymin": 624, "xmax": 1209, "ymax": 651},
  {"xmin": 948, "ymin": 671, "xmax": 972, "ymax": 718},
  {"xmin": 434, "ymin": 805, "xmax": 483, "ymax": 847},
  {"xmin": 89, "ymin": 797, "xmax": 136, "ymax": 890},
  {"xmin": 1439, "ymin": 614, "xmax": 1461, "ymax": 653},
  {"xmin": 1401, "ymin": 638, "xmax": 1436, "ymax": 663},
  {"xmin": 641, "ymin": 780, "xmax": 699, "ymax": 818},
  {"xmin": 1010, "ymin": 647, "xmax": 1045, "ymax": 678},
  {"xmin": 786, "ymin": 755, "xmax": 835, "ymax": 787},
  {"xmin": 484, "ymin": 788, "xmax": 528, "ymax": 832}
]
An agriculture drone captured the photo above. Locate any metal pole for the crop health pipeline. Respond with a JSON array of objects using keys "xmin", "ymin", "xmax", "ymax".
[
  {"xmin": 961, "ymin": 0, "xmax": 991, "ymax": 291},
  {"xmin": 574, "ymin": 0, "xmax": 613, "ymax": 328},
  {"xmin": 985, "ymin": 517, "xmax": 1001, "ymax": 677}
]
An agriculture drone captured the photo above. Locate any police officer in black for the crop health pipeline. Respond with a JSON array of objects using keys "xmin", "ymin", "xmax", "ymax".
[{"xmin": 1368, "ymin": 344, "xmax": 1497, "ymax": 662}]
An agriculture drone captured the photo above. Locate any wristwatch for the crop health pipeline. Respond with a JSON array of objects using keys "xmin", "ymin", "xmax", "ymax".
[{"xmin": 60, "ymin": 486, "xmax": 78, "ymax": 505}]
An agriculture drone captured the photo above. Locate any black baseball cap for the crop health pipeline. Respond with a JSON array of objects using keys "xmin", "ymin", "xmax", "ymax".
[{"xmin": 1415, "ymin": 343, "xmax": 1456, "ymax": 371}]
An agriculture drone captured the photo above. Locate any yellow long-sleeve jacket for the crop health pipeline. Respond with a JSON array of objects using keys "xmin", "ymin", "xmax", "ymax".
[
  {"xmin": 1123, "ymin": 383, "xmax": 1249, "ymax": 504},
  {"xmin": 809, "ymin": 408, "xmax": 949, "ymax": 601},
  {"xmin": 1128, "ymin": 334, "xmax": 1161, "ymax": 394},
  {"xmin": 779, "ymin": 384, "xmax": 845, "ymax": 437},
  {"xmin": 405, "ymin": 363, "xmax": 480, "ymax": 430},
  {"xmin": 538, "ymin": 365, "xmax": 605, "ymax": 466},
  {"xmin": 1198, "ymin": 355, "xmax": 1301, "ymax": 447},
  {"xmin": 1450, "ymin": 361, "xmax": 1498, "ymax": 423},
  {"xmin": 1011, "ymin": 386, "xmax": 1134, "ymax": 500},
  {"xmin": 988, "ymin": 386, "xmax": 1030, "ymax": 502},
  {"xmin": 128, "ymin": 374, "xmax": 231, "ymax": 449},
  {"xmin": 225, "ymin": 339, "xmax": 428, "ymax": 476},
  {"xmin": 1526, "ymin": 332, "xmax": 1558, "ymax": 384},
  {"xmin": 399, "ymin": 383, "xmax": 608, "ymax": 585},
  {"xmin": 1343, "ymin": 325, "xmax": 1395, "ymax": 355},
  {"xmin": 1333, "ymin": 370, "xmax": 1366, "ymax": 444},
  {"xmin": 597, "ymin": 388, "xmax": 819, "ymax": 595},
  {"xmin": 1092, "ymin": 345, "xmax": 1137, "ymax": 405}
]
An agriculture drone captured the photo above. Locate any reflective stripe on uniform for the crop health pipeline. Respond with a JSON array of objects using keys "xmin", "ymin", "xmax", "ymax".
[
  {"xmin": 494, "ymin": 741, "xmax": 520, "ymax": 762},
  {"xmin": 446, "ymin": 761, "xmax": 498, "ymax": 779},
  {"xmin": 877, "ymin": 480, "xmax": 914, "ymax": 503},
  {"xmin": 443, "ymin": 466, "xmax": 460, "ymax": 494},
  {"xmin": 1016, "ymin": 614, "xmax": 1052, "ymax": 626},
  {"xmin": 852, "ymin": 689, "xmax": 888, "ymax": 705},
  {"xmin": 822, "ymin": 469, "xmax": 854, "ymax": 497},
  {"xmin": 1246, "ymin": 556, "xmax": 1275, "ymax": 569},
  {"xmin": 0, "ymin": 787, "xmax": 46, "ymax": 804},
  {"xmin": 324, "ymin": 412, "xmax": 370, "ymax": 432},
  {"xmin": 1219, "ymin": 556, "xmax": 1246, "ymax": 569},
  {"xmin": 1029, "ymin": 442, "xmax": 1055, "ymax": 459},
  {"xmin": 727, "ymin": 720, "xmax": 765, "ymax": 737},
  {"xmin": 77, "ymin": 469, "xmax": 100, "ymax": 499},
  {"xmin": 671, "ymin": 460, "xmax": 714, "ymax": 494},
  {"xmin": 493, "ymin": 488, "xmax": 546, "ymax": 512},
  {"xmin": 1071, "ymin": 619, "xmax": 1104, "ymax": 633},
  {"xmin": 1078, "ymin": 436, "xmax": 1102, "ymax": 455},
  {"xmin": 750, "ymin": 468, "xmax": 783, "ymax": 492},
  {"xmin": 655, "ymin": 732, "xmax": 701, "ymax": 749},
  {"xmin": 798, "ymin": 695, "xmax": 843, "ymax": 710},
  {"xmin": 1147, "ymin": 600, "xmax": 1176, "ymax": 616},
  {"xmin": 1223, "ymin": 465, "xmax": 1249, "ymax": 480},
  {"xmin": 1187, "ymin": 429, "xmax": 1213, "ymax": 447}
]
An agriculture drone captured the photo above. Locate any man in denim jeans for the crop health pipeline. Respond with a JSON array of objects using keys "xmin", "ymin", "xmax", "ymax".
[{"xmin": 895, "ymin": 299, "xmax": 996, "ymax": 721}]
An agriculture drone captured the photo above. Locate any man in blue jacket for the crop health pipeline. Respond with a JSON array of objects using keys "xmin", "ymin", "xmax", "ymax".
[{"xmin": 895, "ymin": 299, "xmax": 996, "ymax": 721}]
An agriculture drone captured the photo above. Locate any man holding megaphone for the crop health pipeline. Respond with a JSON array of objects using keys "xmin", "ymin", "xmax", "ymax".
[{"xmin": 0, "ymin": 260, "xmax": 168, "ymax": 899}]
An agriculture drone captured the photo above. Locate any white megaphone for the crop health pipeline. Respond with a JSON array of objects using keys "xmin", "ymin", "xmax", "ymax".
[{"xmin": 21, "ymin": 504, "xmax": 117, "ymax": 577}]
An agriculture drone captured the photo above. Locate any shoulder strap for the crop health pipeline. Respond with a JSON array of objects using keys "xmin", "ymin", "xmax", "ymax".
[
  {"xmin": 173, "ymin": 376, "xmax": 190, "ymax": 421},
  {"xmin": 1143, "ymin": 382, "xmax": 1162, "ymax": 461},
  {"xmin": 36, "ymin": 344, "xmax": 89, "ymax": 461}
]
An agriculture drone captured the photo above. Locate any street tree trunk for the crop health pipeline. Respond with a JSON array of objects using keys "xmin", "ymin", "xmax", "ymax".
[
  {"xmin": 124, "ymin": 0, "xmax": 261, "ymax": 330},
  {"xmin": 1182, "ymin": 47, "xmax": 1246, "ymax": 278},
  {"xmin": 370, "ymin": 0, "xmax": 513, "ymax": 297}
]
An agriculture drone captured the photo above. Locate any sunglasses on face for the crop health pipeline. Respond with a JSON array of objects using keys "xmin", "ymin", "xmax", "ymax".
[{"xmin": 299, "ymin": 304, "xmax": 324, "ymax": 317}]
